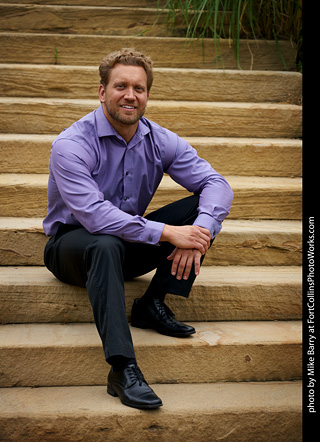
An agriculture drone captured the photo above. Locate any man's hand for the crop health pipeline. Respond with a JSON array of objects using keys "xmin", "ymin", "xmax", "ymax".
[
  {"xmin": 167, "ymin": 247, "xmax": 202, "ymax": 280},
  {"xmin": 160, "ymin": 225, "xmax": 211, "ymax": 255},
  {"xmin": 160, "ymin": 224, "xmax": 211, "ymax": 280}
]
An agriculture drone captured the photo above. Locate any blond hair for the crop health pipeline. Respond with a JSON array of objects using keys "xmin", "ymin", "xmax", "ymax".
[{"xmin": 99, "ymin": 48, "xmax": 154, "ymax": 92}]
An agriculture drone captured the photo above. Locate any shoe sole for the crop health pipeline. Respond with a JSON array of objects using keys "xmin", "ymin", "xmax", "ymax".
[{"xmin": 131, "ymin": 320, "xmax": 196, "ymax": 338}]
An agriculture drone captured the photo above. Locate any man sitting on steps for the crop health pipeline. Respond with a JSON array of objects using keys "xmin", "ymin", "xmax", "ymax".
[{"xmin": 43, "ymin": 48, "xmax": 233, "ymax": 410}]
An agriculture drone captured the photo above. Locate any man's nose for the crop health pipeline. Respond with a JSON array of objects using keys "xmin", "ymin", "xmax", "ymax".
[{"xmin": 124, "ymin": 87, "xmax": 135, "ymax": 99}]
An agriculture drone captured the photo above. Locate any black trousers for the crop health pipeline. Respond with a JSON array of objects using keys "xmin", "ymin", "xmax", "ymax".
[{"xmin": 44, "ymin": 195, "xmax": 211, "ymax": 361}]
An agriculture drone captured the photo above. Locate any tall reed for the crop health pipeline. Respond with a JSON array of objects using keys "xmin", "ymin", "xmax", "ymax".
[{"xmin": 155, "ymin": 0, "xmax": 302, "ymax": 69}]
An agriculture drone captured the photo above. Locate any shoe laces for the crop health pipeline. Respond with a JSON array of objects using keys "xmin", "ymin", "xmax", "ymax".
[
  {"xmin": 127, "ymin": 365, "xmax": 146, "ymax": 386},
  {"xmin": 154, "ymin": 298, "xmax": 175, "ymax": 321}
]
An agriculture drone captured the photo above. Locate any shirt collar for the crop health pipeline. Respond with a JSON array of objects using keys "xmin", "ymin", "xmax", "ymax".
[{"xmin": 96, "ymin": 104, "xmax": 150, "ymax": 145}]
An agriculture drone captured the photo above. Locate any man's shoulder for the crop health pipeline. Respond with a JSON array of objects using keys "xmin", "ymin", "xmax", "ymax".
[
  {"xmin": 54, "ymin": 110, "xmax": 97, "ymax": 145},
  {"xmin": 140, "ymin": 117, "xmax": 177, "ymax": 142}
]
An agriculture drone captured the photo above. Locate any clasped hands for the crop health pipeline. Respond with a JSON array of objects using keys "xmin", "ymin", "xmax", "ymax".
[{"xmin": 160, "ymin": 224, "xmax": 211, "ymax": 281}]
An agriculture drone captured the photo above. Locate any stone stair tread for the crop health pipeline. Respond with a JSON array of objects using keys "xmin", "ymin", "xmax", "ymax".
[
  {"xmin": 0, "ymin": 265, "xmax": 302, "ymax": 323},
  {"xmin": 1, "ymin": 321, "xmax": 302, "ymax": 348},
  {"xmin": 0, "ymin": 63, "xmax": 302, "ymax": 103},
  {"xmin": 0, "ymin": 263, "xmax": 302, "ymax": 286},
  {"xmin": 0, "ymin": 382, "xmax": 302, "ymax": 442},
  {"xmin": 0, "ymin": 381, "xmax": 302, "ymax": 414},
  {"xmin": 0, "ymin": 133, "xmax": 302, "ymax": 177},
  {"xmin": 0, "ymin": 32, "xmax": 298, "ymax": 70},
  {"xmin": 0, "ymin": 172, "xmax": 303, "ymax": 190},
  {"xmin": 0, "ymin": 132, "xmax": 303, "ymax": 143},
  {"xmin": 0, "ymin": 216, "xmax": 302, "ymax": 234},
  {"xmin": 0, "ymin": 321, "xmax": 302, "ymax": 386},
  {"xmin": 0, "ymin": 95, "xmax": 302, "ymax": 107}
]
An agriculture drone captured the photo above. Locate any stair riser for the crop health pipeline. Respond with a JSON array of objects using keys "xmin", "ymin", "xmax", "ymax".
[
  {"xmin": 6, "ymin": 0, "xmax": 165, "ymax": 5},
  {"xmin": 0, "ymin": 223, "xmax": 302, "ymax": 266},
  {"xmin": 0, "ymin": 194, "xmax": 303, "ymax": 220},
  {"xmin": 0, "ymin": 65, "xmax": 302, "ymax": 104},
  {"xmin": 0, "ymin": 326, "xmax": 302, "ymax": 387},
  {"xmin": 0, "ymin": 4, "xmax": 189, "ymax": 37},
  {"xmin": 0, "ymin": 267, "xmax": 302, "ymax": 323},
  {"xmin": 0, "ymin": 383, "xmax": 302, "ymax": 442},
  {"xmin": 0, "ymin": 33, "xmax": 298, "ymax": 70},
  {"xmin": 0, "ymin": 135, "xmax": 303, "ymax": 177},
  {"xmin": 1, "ymin": 345, "xmax": 302, "ymax": 387},
  {"xmin": 0, "ymin": 99, "xmax": 302, "ymax": 138},
  {"xmin": 0, "ymin": 174, "xmax": 302, "ymax": 220}
]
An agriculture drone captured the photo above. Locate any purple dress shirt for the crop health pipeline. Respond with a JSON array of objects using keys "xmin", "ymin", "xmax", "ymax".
[{"xmin": 43, "ymin": 104, "xmax": 233, "ymax": 244}]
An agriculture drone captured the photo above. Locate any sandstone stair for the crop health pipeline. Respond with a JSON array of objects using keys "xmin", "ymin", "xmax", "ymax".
[{"xmin": 0, "ymin": 1, "xmax": 302, "ymax": 441}]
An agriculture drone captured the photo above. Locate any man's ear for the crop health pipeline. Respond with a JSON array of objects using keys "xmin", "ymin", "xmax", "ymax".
[{"xmin": 98, "ymin": 84, "xmax": 106, "ymax": 103}]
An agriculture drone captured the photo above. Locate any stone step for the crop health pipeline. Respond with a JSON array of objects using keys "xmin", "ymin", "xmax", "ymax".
[
  {"xmin": 0, "ymin": 3, "xmax": 195, "ymax": 37},
  {"xmin": 0, "ymin": 265, "xmax": 302, "ymax": 324},
  {"xmin": 0, "ymin": 32, "xmax": 298, "ymax": 70},
  {"xmin": 0, "ymin": 64, "xmax": 302, "ymax": 104},
  {"xmin": 0, "ymin": 173, "xmax": 302, "ymax": 220},
  {"xmin": 0, "ymin": 217, "xmax": 302, "ymax": 266},
  {"xmin": 0, "ymin": 97, "xmax": 302, "ymax": 138},
  {"xmin": 151, "ymin": 175, "xmax": 302, "ymax": 219},
  {"xmin": 4, "ymin": 0, "xmax": 162, "ymax": 5},
  {"xmin": 0, "ymin": 134, "xmax": 302, "ymax": 177},
  {"xmin": 0, "ymin": 320, "xmax": 302, "ymax": 387},
  {"xmin": 0, "ymin": 382, "xmax": 302, "ymax": 442}
]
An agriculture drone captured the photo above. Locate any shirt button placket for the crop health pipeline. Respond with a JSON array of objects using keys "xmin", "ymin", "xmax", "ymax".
[{"xmin": 123, "ymin": 149, "xmax": 133, "ymax": 208}]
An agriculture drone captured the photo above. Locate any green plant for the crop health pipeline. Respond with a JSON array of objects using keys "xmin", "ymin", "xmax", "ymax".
[
  {"xmin": 155, "ymin": 0, "xmax": 302, "ymax": 69},
  {"xmin": 54, "ymin": 46, "xmax": 60, "ymax": 65}
]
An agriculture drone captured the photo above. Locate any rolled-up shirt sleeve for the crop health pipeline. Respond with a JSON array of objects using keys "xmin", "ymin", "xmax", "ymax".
[{"xmin": 47, "ymin": 139, "xmax": 164, "ymax": 244}]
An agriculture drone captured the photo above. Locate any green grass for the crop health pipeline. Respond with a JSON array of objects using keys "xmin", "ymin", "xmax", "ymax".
[{"xmin": 155, "ymin": 0, "xmax": 302, "ymax": 70}]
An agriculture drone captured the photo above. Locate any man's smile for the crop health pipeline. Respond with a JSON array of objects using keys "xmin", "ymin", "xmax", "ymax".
[{"xmin": 120, "ymin": 104, "xmax": 137, "ymax": 110}]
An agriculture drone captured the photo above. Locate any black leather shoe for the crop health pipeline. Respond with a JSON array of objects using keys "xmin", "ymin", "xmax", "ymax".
[
  {"xmin": 131, "ymin": 297, "xmax": 196, "ymax": 337},
  {"xmin": 107, "ymin": 364, "xmax": 162, "ymax": 409}
]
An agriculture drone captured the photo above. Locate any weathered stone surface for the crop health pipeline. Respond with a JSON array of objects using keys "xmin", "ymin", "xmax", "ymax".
[
  {"xmin": 213, "ymin": 219, "xmax": 302, "ymax": 266},
  {"xmin": 0, "ymin": 218, "xmax": 46, "ymax": 266},
  {"xmin": 0, "ymin": 64, "xmax": 302, "ymax": 103},
  {"xmin": 0, "ymin": 134, "xmax": 302, "ymax": 177},
  {"xmin": 0, "ymin": 33, "xmax": 298, "ymax": 70},
  {"xmin": 0, "ymin": 382, "xmax": 302, "ymax": 442},
  {"xmin": 0, "ymin": 97, "xmax": 302, "ymax": 138},
  {"xmin": 0, "ymin": 4, "xmax": 193, "ymax": 37},
  {"xmin": 0, "ymin": 321, "xmax": 302, "ymax": 387},
  {"xmin": 0, "ymin": 265, "xmax": 302, "ymax": 324},
  {"xmin": 3, "ymin": 0, "xmax": 164, "ymax": 4},
  {"xmin": 0, "ymin": 174, "xmax": 302, "ymax": 219},
  {"xmin": 0, "ymin": 218, "xmax": 302, "ymax": 266}
]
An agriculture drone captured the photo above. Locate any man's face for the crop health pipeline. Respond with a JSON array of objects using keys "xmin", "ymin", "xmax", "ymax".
[{"xmin": 99, "ymin": 63, "xmax": 149, "ymax": 130}]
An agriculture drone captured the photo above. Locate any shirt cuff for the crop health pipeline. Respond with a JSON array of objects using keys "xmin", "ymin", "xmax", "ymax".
[
  {"xmin": 193, "ymin": 213, "xmax": 222, "ymax": 239},
  {"xmin": 140, "ymin": 219, "xmax": 165, "ymax": 245}
]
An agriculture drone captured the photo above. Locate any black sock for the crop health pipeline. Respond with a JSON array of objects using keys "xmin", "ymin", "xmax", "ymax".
[
  {"xmin": 108, "ymin": 355, "xmax": 137, "ymax": 372},
  {"xmin": 140, "ymin": 284, "xmax": 166, "ymax": 304}
]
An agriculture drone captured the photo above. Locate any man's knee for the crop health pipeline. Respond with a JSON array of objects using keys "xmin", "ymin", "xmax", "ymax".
[{"xmin": 84, "ymin": 234, "xmax": 126, "ymax": 264}]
